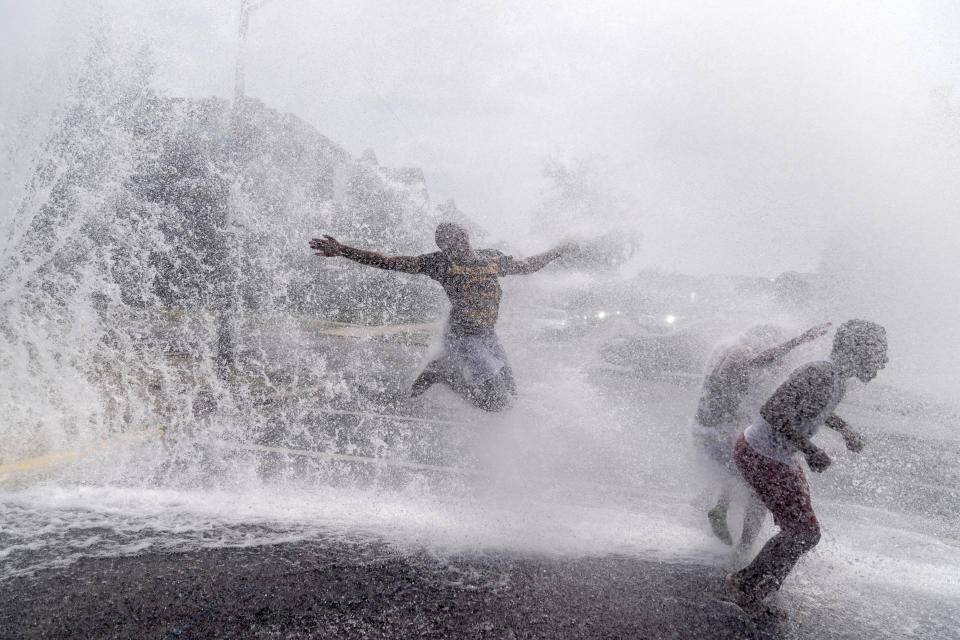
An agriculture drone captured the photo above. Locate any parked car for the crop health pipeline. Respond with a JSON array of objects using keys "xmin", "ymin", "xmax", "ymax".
[{"xmin": 599, "ymin": 315, "xmax": 714, "ymax": 379}]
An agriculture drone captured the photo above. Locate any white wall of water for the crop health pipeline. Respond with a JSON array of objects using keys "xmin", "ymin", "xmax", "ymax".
[
  {"xmin": 0, "ymin": 6, "xmax": 958, "ymax": 636},
  {"xmin": 3, "ymin": 2, "xmax": 960, "ymax": 393}
]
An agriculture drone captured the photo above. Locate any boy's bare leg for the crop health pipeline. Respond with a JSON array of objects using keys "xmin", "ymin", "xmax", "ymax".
[
  {"xmin": 410, "ymin": 360, "xmax": 449, "ymax": 397},
  {"xmin": 708, "ymin": 483, "xmax": 734, "ymax": 545},
  {"xmin": 739, "ymin": 490, "xmax": 767, "ymax": 551},
  {"xmin": 467, "ymin": 368, "xmax": 517, "ymax": 412}
]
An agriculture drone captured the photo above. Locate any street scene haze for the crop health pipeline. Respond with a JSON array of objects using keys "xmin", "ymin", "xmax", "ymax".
[{"xmin": 1, "ymin": 1, "xmax": 958, "ymax": 638}]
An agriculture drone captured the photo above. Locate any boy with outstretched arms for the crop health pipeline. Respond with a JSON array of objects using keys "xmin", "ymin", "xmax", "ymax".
[
  {"xmin": 725, "ymin": 319, "xmax": 888, "ymax": 612},
  {"xmin": 695, "ymin": 322, "xmax": 831, "ymax": 549},
  {"xmin": 310, "ymin": 223, "xmax": 577, "ymax": 411}
]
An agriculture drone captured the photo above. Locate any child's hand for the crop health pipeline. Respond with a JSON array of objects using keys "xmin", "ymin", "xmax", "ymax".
[
  {"xmin": 806, "ymin": 448, "xmax": 832, "ymax": 472},
  {"xmin": 843, "ymin": 430, "xmax": 864, "ymax": 453}
]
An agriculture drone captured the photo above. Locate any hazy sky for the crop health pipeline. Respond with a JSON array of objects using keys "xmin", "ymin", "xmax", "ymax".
[
  {"xmin": 2, "ymin": 0, "xmax": 959, "ymax": 272},
  {"xmin": 2, "ymin": 0, "xmax": 959, "ymax": 386}
]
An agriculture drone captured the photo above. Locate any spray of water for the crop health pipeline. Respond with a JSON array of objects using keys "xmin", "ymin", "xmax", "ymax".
[{"xmin": 0, "ymin": 3, "xmax": 958, "ymax": 634}]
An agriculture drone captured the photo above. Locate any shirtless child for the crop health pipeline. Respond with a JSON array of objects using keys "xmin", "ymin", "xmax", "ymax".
[
  {"xmin": 695, "ymin": 323, "xmax": 830, "ymax": 549},
  {"xmin": 725, "ymin": 319, "xmax": 888, "ymax": 613},
  {"xmin": 311, "ymin": 223, "xmax": 577, "ymax": 411}
]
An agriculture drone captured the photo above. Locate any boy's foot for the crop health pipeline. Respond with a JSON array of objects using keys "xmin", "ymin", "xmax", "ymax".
[
  {"xmin": 725, "ymin": 573, "xmax": 765, "ymax": 616},
  {"xmin": 410, "ymin": 371, "xmax": 438, "ymax": 398},
  {"xmin": 708, "ymin": 506, "xmax": 733, "ymax": 545}
]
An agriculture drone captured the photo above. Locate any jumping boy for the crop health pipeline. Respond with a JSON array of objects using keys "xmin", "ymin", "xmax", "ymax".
[{"xmin": 310, "ymin": 223, "xmax": 577, "ymax": 411}]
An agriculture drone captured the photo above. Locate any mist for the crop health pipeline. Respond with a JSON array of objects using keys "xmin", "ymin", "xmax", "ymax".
[
  {"xmin": 0, "ymin": 2, "xmax": 958, "ymax": 636},
  {"xmin": 3, "ymin": 0, "xmax": 959, "ymax": 395}
]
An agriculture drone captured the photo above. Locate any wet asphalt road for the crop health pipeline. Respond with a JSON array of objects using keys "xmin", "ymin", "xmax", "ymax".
[
  {"xmin": 0, "ymin": 537, "xmax": 838, "ymax": 640},
  {"xmin": 2, "ymin": 333, "xmax": 958, "ymax": 639},
  {"xmin": 3, "ymin": 532, "xmax": 958, "ymax": 640}
]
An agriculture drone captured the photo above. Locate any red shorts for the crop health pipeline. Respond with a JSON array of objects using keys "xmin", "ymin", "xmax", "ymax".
[{"xmin": 734, "ymin": 434, "xmax": 820, "ymax": 535}]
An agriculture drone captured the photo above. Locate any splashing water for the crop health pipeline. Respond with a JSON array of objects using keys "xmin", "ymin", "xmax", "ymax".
[{"xmin": 1, "ymin": 4, "xmax": 958, "ymax": 638}]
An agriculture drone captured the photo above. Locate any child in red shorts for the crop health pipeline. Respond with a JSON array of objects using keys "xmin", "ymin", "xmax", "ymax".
[{"xmin": 726, "ymin": 319, "xmax": 888, "ymax": 612}]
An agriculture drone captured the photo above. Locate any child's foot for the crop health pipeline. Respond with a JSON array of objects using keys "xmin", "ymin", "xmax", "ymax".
[
  {"xmin": 409, "ymin": 371, "xmax": 438, "ymax": 398},
  {"xmin": 725, "ymin": 573, "xmax": 765, "ymax": 616},
  {"xmin": 708, "ymin": 506, "xmax": 733, "ymax": 545}
]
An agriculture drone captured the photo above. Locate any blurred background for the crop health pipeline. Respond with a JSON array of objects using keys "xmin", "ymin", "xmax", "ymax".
[{"xmin": 0, "ymin": 2, "xmax": 958, "ymax": 636}]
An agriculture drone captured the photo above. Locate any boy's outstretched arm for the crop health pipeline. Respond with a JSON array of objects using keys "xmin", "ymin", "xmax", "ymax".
[
  {"xmin": 509, "ymin": 241, "xmax": 579, "ymax": 275},
  {"xmin": 750, "ymin": 323, "xmax": 832, "ymax": 369},
  {"xmin": 825, "ymin": 414, "xmax": 864, "ymax": 452},
  {"xmin": 310, "ymin": 234, "xmax": 422, "ymax": 274}
]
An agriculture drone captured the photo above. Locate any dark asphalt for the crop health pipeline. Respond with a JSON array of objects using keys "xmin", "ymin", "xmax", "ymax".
[
  {"xmin": 16, "ymin": 532, "xmax": 955, "ymax": 640},
  {"xmin": 3, "ymin": 335, "xmax": 957, "ymax": 639},
  {"xmin": 1, "ymin": 537, "xmax": 808, "ymax": 640}
]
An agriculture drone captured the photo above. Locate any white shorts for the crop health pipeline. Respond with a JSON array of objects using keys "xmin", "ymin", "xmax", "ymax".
[
  {"xmin": 440, "ymin": 331, "xmax": 511, "ymax": 387},
  {"xmin": 692, "ymin": 420, "xmax": 742, "ymax": 473}
]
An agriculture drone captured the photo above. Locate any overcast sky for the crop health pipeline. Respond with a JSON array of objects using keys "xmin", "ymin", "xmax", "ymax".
[
  {"xmin": 2, "ymin": 0, "xmax": 960, "ymax": 385},
  {"xmin": 3, "ymin": 1, "xmax": 959, "ymax": 267}
]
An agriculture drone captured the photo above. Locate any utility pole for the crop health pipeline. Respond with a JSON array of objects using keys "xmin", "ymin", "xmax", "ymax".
[
  {"xmin": 234, "ymin": 0, "xmax": 250, "ymax": 104},
  {"xmin": 235, "ymin": 0, "xmax": 276, "ymax": 105},
  {"xmin": 217, "ymin": 0, "xmax": 280, "ymax": 383},
  {"xmin": 216, "ymin": 0, "xmax": 266, "ymax": 382}
]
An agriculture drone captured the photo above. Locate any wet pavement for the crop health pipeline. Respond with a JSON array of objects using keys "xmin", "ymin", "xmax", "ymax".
[
  {"xmin": 2, "ymin": 536, "xmax": 821, "ymax": 640},
  {"xmin": 3, "ymin": 331, "xmax": 958, "ymax": 639}
]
